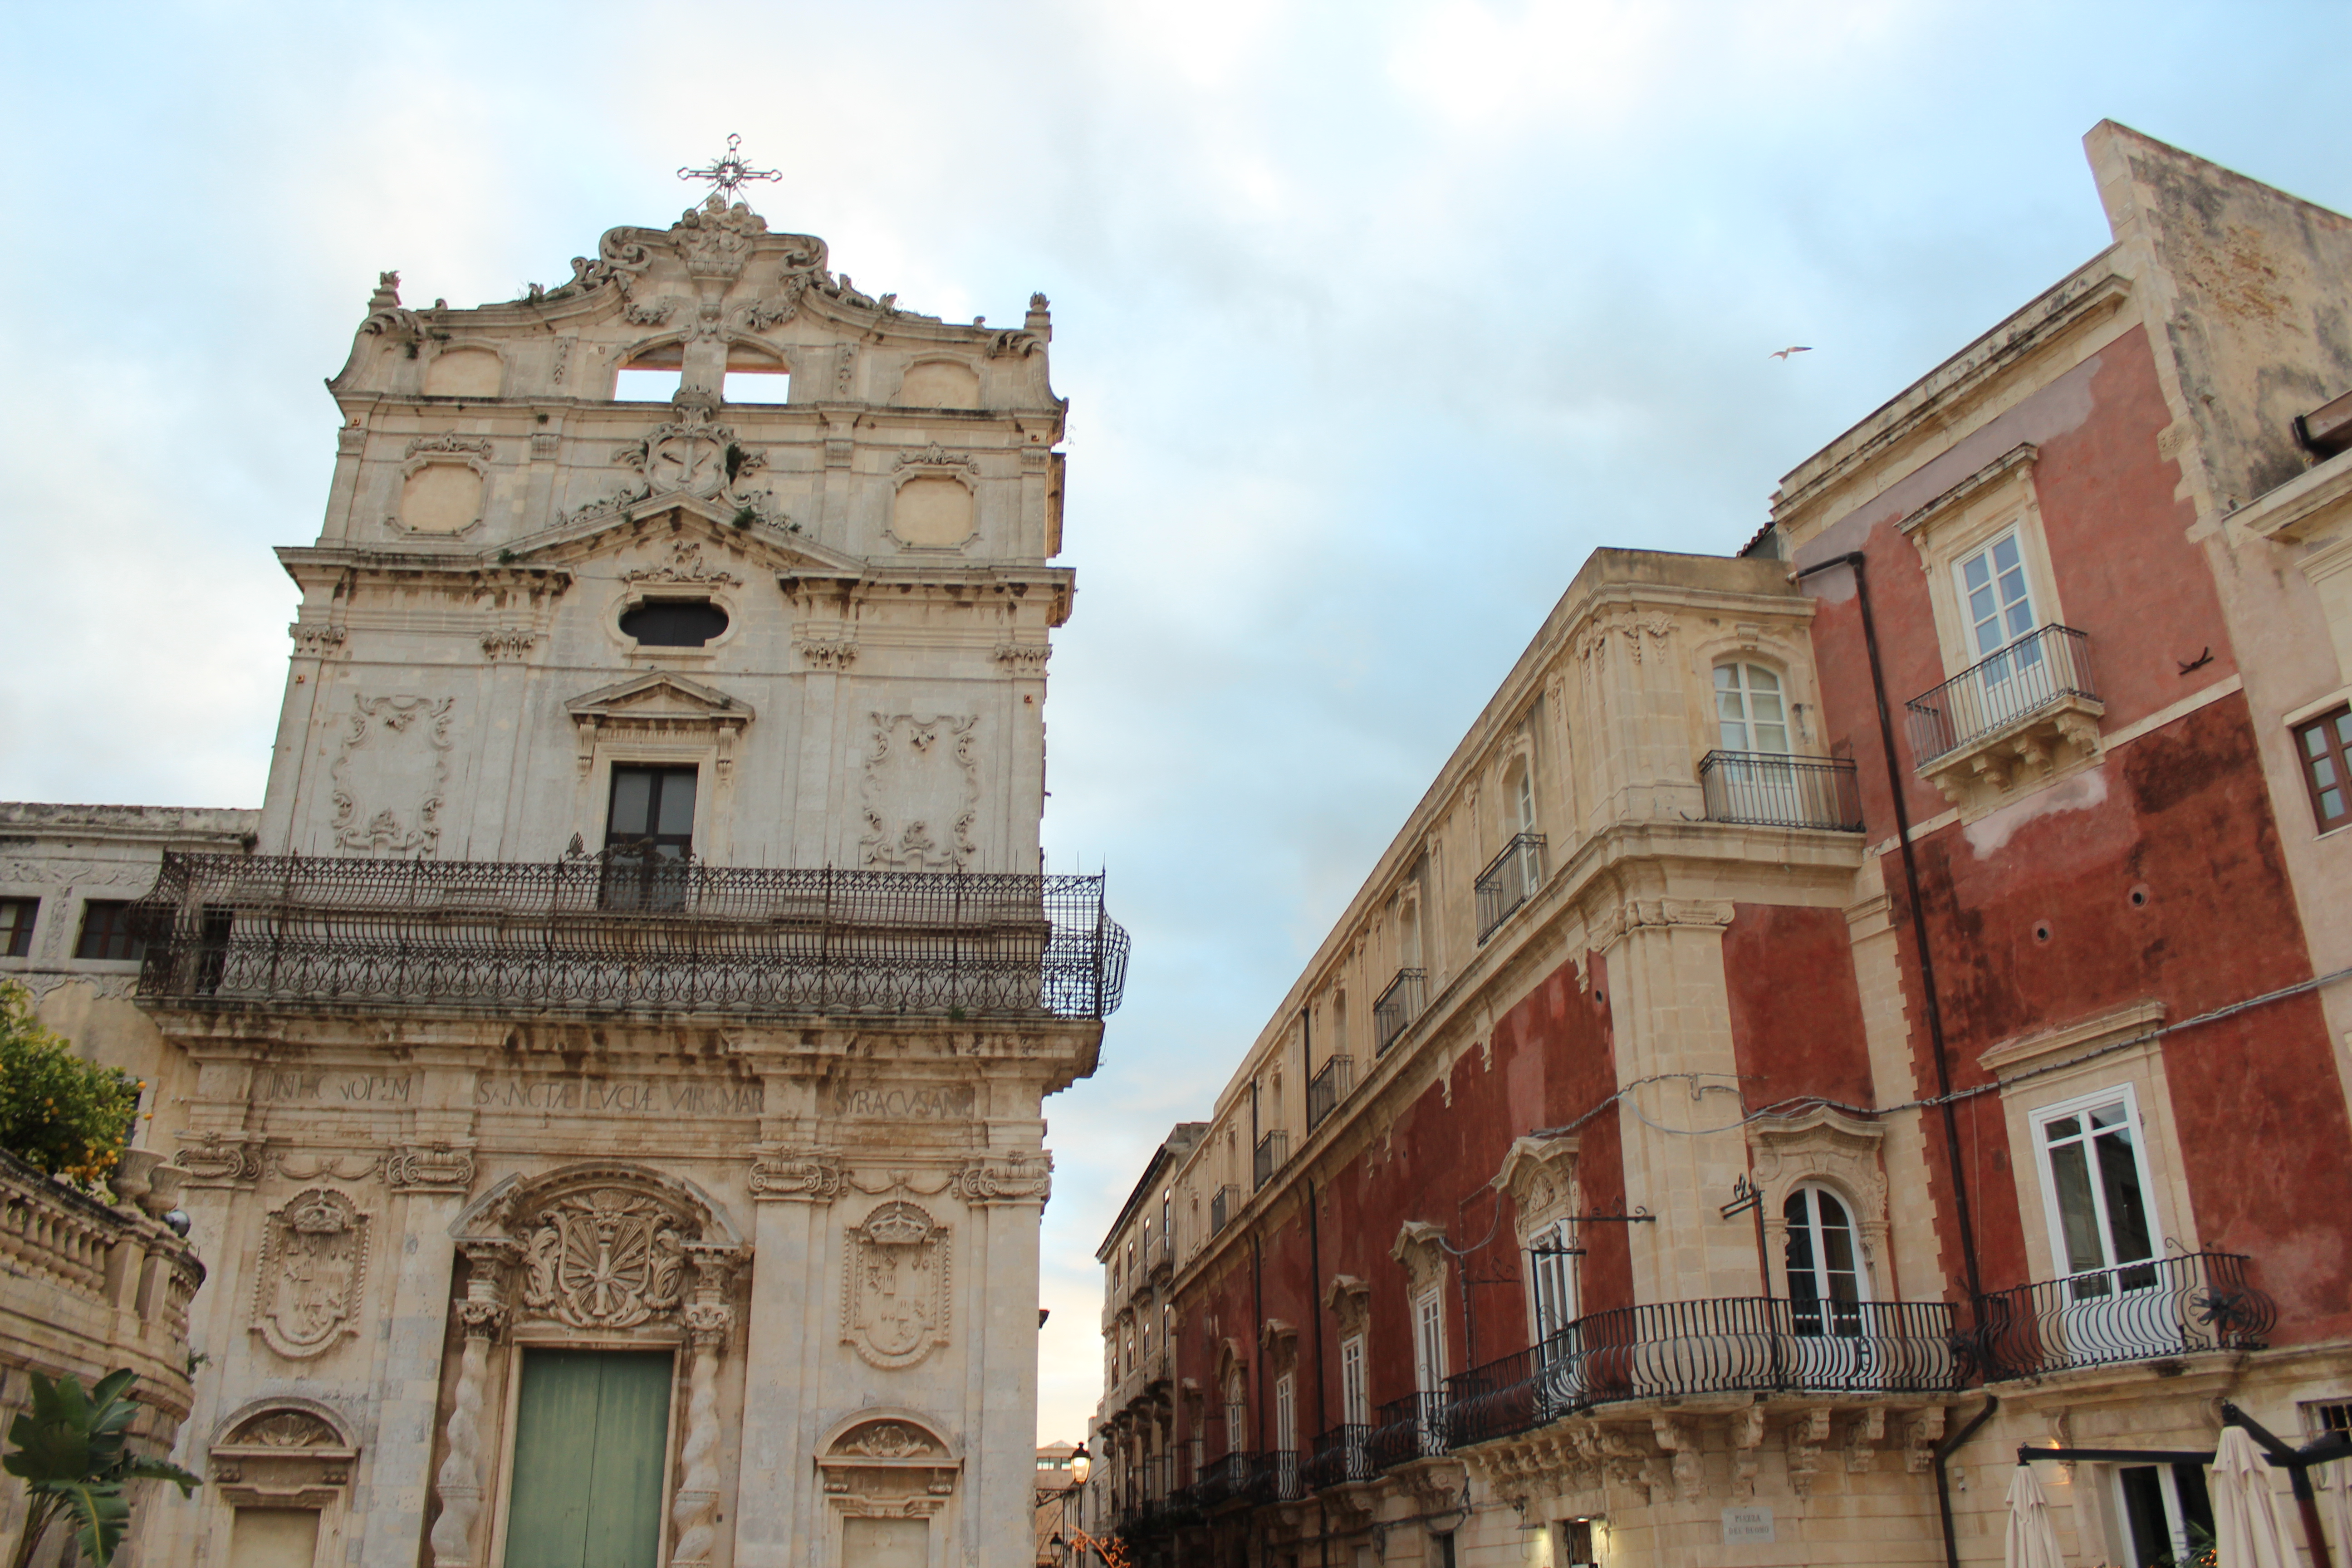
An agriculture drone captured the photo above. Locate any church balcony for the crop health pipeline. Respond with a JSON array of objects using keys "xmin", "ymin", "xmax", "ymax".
[
  {"xmin": 1975, "ymin": 1250, "xmax": 2273, "ymax": 1383},
  {"xmin": 128, "ymin": 852, "xmax": 1129, "ymax": 1021},
  {"xmin": 1437, "ymin": 1296, "xmax": 1967, "ymax": 1450}
]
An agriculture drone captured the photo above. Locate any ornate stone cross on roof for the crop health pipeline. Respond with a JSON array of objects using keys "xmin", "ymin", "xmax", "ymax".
[{"xmin": 677, "ymin": 134, "xmax": 780, "ymax": 209}]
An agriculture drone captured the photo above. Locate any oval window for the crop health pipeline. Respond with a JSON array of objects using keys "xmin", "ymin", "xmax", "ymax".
[{"xmin": 620, "ymin": 598, "xmax": 729, "ymax": 647}]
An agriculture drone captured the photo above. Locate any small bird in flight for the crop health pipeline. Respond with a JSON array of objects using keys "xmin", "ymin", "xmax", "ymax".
[{"xmin": 1770, "ymin": 346, "xmax": 1813, "ymax": 360}]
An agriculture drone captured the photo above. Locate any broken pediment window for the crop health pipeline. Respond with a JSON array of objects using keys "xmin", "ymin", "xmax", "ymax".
[{"xmin": 620, "ymin": 598, "xmax": 729, "ymax": 647}]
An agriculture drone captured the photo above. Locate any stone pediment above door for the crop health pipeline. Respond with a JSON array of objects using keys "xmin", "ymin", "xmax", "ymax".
[
  {"xmin": 568, "ymin": 672, "xmax": 754, "ymax": 778},
  {"xmin": 500, "ymin": 492, "xmax": 864, "ymax": 582}
]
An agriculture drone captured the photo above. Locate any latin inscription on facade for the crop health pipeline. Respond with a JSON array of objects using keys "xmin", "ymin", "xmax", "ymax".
[
  {"xmin": 475, "ymin": 1076, "xmax": 764, "ymax": 1116},
  {"xmin": 833, "ymin": 1085, "xmax": 976, "ymax": 1120},
  {"xmin": 255, "ymin": 1071, "xmax": 414, "ymax": 1105}
]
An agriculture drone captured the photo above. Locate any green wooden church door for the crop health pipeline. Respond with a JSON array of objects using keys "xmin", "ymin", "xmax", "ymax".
[{"xmin": 504, "ymin": 1349, "xmax": 674, "ymax": 1568}]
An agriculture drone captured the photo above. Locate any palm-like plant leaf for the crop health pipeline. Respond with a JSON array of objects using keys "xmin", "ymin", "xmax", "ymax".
[{"xmin": 4, "ymin": 1369, "xmax": 200, "ymax": 1568}]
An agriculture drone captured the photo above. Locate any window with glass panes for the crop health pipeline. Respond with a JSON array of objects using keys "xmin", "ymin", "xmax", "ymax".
[
  {"xmin": 2295, "ymin": 706, "xmax": 2352, "ymax": 832},
  {"xmin": 2033, "ymin": 1088, "xmax": 2158, "ymax": 1292},
  {"xmin": 1783, "ymin": 1186, "xmax": 1865, "ymax": 1336},
  {"xmin": 73, "ymin": 901, "xmax": 142, "ymax": 962},
  {"xmin": 1957, "ymin": 532, "xmax": 2038, "ymax": 661},
  {"xmin": 1713, "ymin": 664, "xmax": 1790, "ymax": 753},
  {"xmin": 0, "ymin": 898, "xmax": 35, "ymax": 959},
  {"xmin": 1529, "ymin": 1221, "xmax": 1577, "ymax": 1343},
  {"xmin": 1338, "ymin": 1335, "xmax": 1367, "ymax": 1427}
]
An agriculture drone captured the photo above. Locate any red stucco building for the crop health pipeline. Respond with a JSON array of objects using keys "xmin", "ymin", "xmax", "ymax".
[{"xmin": 1090, "ymin": 125, "xmax": 2352, "ymax": 1568}]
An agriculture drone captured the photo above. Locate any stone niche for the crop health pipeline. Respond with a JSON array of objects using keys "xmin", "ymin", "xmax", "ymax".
[{"xmin": 818, "ymin": 1415, "xmax": 959, "ymax": 1568}]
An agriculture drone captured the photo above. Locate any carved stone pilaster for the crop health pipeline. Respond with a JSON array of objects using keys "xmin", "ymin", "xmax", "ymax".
[{"xmin": 671, "ymin": 1247, "xmax": 744, "ymax": 1566}]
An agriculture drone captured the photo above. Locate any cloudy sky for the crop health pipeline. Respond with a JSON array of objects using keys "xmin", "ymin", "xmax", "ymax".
[{"xmin": 2, "ymin": 0, "xmax": 2346, "ymax": 1443}]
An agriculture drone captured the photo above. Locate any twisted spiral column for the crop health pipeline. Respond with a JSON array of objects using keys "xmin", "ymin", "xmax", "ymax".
[{"xmin": 430, "ymin": 1243, "xmax": 514, "ymax": 1568}]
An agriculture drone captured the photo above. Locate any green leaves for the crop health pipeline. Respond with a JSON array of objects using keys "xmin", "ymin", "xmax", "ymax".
[
  {"xmin": 0, "ymin": 982, "xmax": 143, "ymax": 1187},
  {"xmin": 3, "ymin": 1369, "xmax": 197, "ymax": 1568}
]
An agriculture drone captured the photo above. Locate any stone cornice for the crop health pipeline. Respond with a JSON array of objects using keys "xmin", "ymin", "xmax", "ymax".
[
  {"xmin": 1772, "ymin": 256, "xmax": 2132, "ymax": 527},
  {"xmin": 2227, "ymin": 444, "xmax": 2352, "ymax": 544}
]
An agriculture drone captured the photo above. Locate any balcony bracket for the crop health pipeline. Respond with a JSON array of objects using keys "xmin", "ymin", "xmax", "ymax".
[{"xmin": 1918, "ymin": 696, "xmax": 2105, "ymax": 816}]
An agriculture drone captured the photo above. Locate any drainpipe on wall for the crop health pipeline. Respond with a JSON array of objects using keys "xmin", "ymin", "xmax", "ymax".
[
  {"xmin": 1793, "ymin": 550, "xmax": 1985, "ymax": 1306},
  {"xmin": 1252, "ymin": 1227, "xmax": 1265, "ymax": 1458},
  {"xmin": 1308, "ymin": 1176, "xmax": 1328, "ymax": 1440},
  {"xmin": 1932, "ymin": 1396, "xmax": 1998, "ymax": 1568}
]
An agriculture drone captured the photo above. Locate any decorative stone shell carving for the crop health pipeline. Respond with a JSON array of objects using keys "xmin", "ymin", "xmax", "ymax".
[
  {"xmin": 841, "ymin": 1201, "xmax": 951, "ymax": 1370},
  {"xmin": 251, "ymin": 1189, "xmax": 368, "ymax": 1361},
  {"xmin": 859, "ymin": 714, "xmax": 979, "ymax": 872},
  {"xmin": 520, "ymin": 1187, "xmax": 689, "ymax": 1330}
]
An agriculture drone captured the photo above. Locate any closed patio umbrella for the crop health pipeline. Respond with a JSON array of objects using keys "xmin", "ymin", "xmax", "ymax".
[
  {"xmin": 2212, "ymin": 1424, "xmax": 2293, "ymax": 1568},
  {"xmin": 2004, "ymin": 1463, "xmax": 2067, "ymax": 1568}
]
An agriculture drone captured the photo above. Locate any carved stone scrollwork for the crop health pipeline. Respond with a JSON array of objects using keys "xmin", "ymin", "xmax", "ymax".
[
  {"xmin": 1785, "ymin": 1407, "xmax": 1833, "ymax": 1498},
  {"xmin": 992, "ymin": 643, "xmax": 1049, "ymax": 673},
  {"xmin": 952, "ymin": 1154, "xmax": 1051, "ymax": 1206},
  {"xmin": 1730, "ymin": 1403, "xmax": 1766, "ymax": 1500},
  {"xmin": 860, "ymin": 713, "xmax": 980, "ymax": 873},
  {"xmin": 1904, "ymin": 1406, "xmax": 1946, "ymax": 1474},
  {"xmin": 176, "ymin": 1133, "xmax": 265, "ymax": 1186},
  {"xmin": 623, "ymin": 539, "xmax": 745, "ymax": 588},
  {"xmin": 252, "ymin": 1189, "xmax": 368, "ymax": 1362},
  {"xmin": 842, "ymin": 1201, "xmax": 951, "ymax": 1370},
  {"xmin": 478, "ymin": 630, "xmax": 537, "ymax": 660},
  {"xmin": 387, "ymin": 1143, "xmax": 476, "ymax": 1193},
  {"xmin": 331, "ymin": 694, "xmax": 453, "ymax": 857},
  {"xmin": 749, "ymin": 1151, "xmax": 847, "ymax": 1203},
  {"xmin": 892, "ymin": 442, "xmax": 980, "ymax": 475},
  {"xmin": 1845, "ymin": 1406, "xmax": 1886, "ymax": 1472},
  {"xmin": 1650, "ymin": 1416, "xmax": 1703, "ymax": 1501}
]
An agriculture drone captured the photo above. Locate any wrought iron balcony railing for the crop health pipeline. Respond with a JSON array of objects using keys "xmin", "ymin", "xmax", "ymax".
[
  {"xmin": 1209, "ymin": 1183, "xmax": 1239, "ymax": 1236},
  {"xmin": 1303, "ymin": 1425, "xmax": 1375, "ymax": 1491},
  {"xmin": 1252, "ymin": 1130, "xmax": 1288, "ymax": 1192},
  {"xmin": 1307, "ymin": 1054, "xmax": 1353, "ymax": 1132},
  {"xmin": 1475, "ymin": 833, "xmax": 1546, "ymax": 943},
  {"xmin": 1697, "ymin": 751, "xmax": 1863, "ymax": 832},
  {"xmin": 1905, "ymin": 624, "xmax": 2098, "ymax": 765},
  {"xmin": 1440, "ymin": 1296, "xmax": 1965, "ymax": 1448},
  {"xmin": 1250, "ymin": 1450, "xmax": 1301, "ymax": 1503},
  {"xmin": 1188, "ymin": 1450, "xmax": 1250, "ymax": 1511},
  {"xmin": 1366, "ymin": 1392, "xmax": 1451, "ymax": 1470},
  {"xmin": 1372, "ymin": 968, "xmax": 1426, "ymax": 1057},
  {"xmin": 129, "ymin": 852, "xmax": 1129, "ymax": 1021},
  {"xmin": 1975, "ymin": 1250, "xmax": 2273, "ymax": 1382}
]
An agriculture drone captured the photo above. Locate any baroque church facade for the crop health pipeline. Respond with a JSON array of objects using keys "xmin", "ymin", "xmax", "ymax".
[{"xmin": 0, "ymin": 182, "xmax": 1122, "ymax": 1568}]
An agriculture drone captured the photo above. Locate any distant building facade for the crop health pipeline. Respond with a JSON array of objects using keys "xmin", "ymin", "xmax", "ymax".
[
  {"xmin": 8, "ymin": 180, "xmax": 1124, "ymax": 1568},
  {"xmin": 1092, "ymin": 124, "xmax": 2352, "ymax": 1568}
]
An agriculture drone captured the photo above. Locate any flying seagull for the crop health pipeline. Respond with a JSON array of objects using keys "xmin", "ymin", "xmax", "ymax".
[{"xmin": 1771, "ymin": 346, "xmax": 1813, "ymax": 360}]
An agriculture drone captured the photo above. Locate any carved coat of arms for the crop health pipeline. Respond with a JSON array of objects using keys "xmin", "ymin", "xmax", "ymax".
[
  {"xmin": 253, "ymin": 1189, "xmax": 368, "ymax": 1360},
  {"xmin": 521, "ymin": 1188, "xmax": 688, "ymax": 1329},
  {"xmin": 841, "ymin": 1202, "xmax": 950, "ymax": 1369}
]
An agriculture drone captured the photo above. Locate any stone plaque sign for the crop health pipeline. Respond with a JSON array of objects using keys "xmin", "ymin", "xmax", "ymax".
[
  {"xmin": 255, "ymin": 1070, "xmax": 413, "ymax": 1106},
  {"xmin": 1722, "ymin": 1505, "xmax": 1774, "ymax": 1544}
]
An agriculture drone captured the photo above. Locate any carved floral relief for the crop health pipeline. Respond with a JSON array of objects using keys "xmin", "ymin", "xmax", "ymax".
[{"xmin": 252, "ymin": 1189, "xmax": 368, "ymax": 1360}]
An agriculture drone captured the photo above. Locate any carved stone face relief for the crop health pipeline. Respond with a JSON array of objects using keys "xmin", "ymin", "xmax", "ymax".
[
  {"xmin": 253, "ymin": 1189, "xmax": 368, "ymax": 1360},
  {"xmin": 330, "ymin": 695, "xmax": 453, "ymax": 856},
  {"xmin": 842, "ymin": 1202, "xmax": 951, "ymax": 1369},
  {"xmin": 520, "ymin": 1188, "xmax": 689, "ymax": 1330}
]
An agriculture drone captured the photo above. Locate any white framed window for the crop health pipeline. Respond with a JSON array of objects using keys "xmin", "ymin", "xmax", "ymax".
[
  {"xmin": 1274, "ymin": 1373, "xmax": 1295, "ymax": 1454},
  {"xmin": 1714, "ymin": 663, "xmax": 1790, "ymax": 753},
  {"xmin": 1123, "ymin": 1320, "xmax": 1136, "ymax": 1376},
  {"xmin": 1338, "ymin": 1335, "xmax": 1368, "ymax": 1428},
  {"xmin": 1957, "ymin": 531, "xmax": 2038, "ymax": 662},
  {"xmin": 1412, "ymin": 1287, "xmax": 1446, "ymax": 1393},
  {"xmin": 1528, "ymin": 1220, "xmax": 1578, "ymax": 1343},
  {"xmin": 1782, "ymin": 1185, "xmax": 1867, "ymax": 1337},
  {"xmin": 2032, "ymin": 1085, "xmax": 2160, "ymax": 1290},
  {"xmin": 1223, "ymin": 1374, "xmax": 1246, "ymax": 1455}
]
